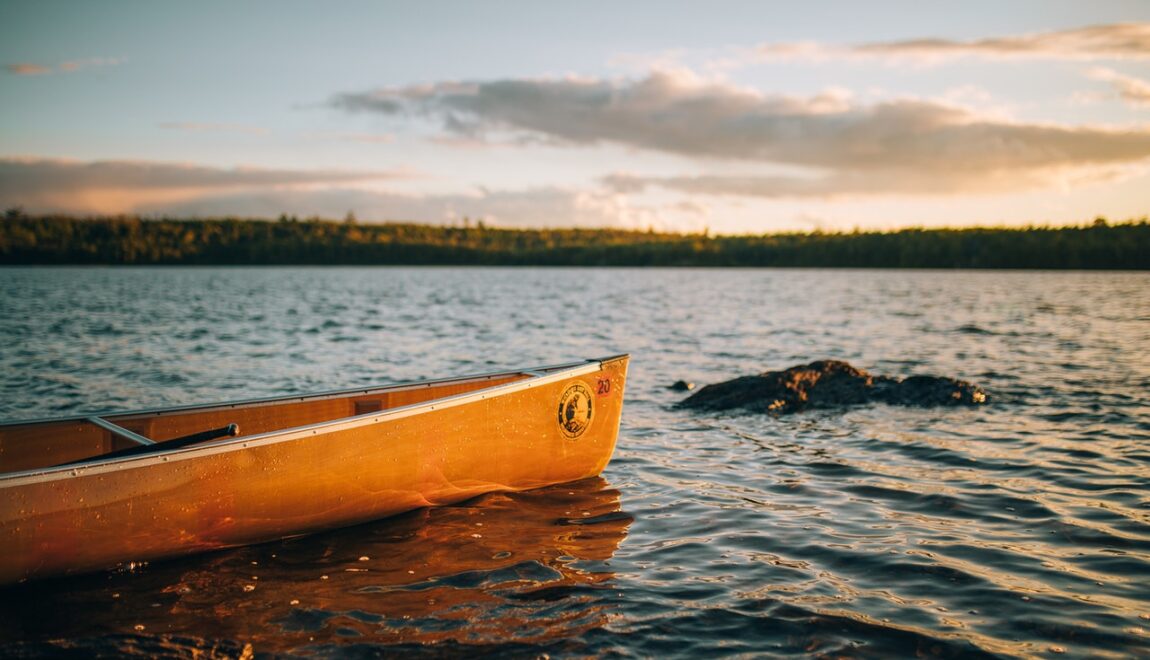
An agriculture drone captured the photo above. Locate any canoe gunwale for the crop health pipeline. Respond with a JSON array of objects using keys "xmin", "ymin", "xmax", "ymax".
[
  {"xmin": 0, "ymin": 355, "xmax": 626, "ymax": 485},
  {"xmin": 2, "ymin": 356, "xmax": 613, "ymax": 428}
]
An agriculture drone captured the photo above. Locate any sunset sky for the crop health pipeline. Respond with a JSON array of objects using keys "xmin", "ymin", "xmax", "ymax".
[{"xmin": 2, "ymin": 1, "xmax": 1148, "ymax": 233}]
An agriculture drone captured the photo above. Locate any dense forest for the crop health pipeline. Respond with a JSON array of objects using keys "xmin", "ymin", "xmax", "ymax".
[{"xmin": 1, "ymin": 211, "xmax": 1147, "ymax": 269}]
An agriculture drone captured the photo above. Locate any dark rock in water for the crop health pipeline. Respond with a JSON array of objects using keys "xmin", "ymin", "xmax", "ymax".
[
  {"xmin": 668, "ymin": 380, "xmax": 695, "ymax": 391},
  {"xmin": 678, "ymin": 360, "xmax": 987, "ymax": 414},
  {"xmin": 889, "ymin": 375, "xmax": 987, "ymax": 407}
]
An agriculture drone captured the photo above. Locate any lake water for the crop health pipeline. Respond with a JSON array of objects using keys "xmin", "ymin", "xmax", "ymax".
[{"xmin": 1, "ymin": 267, "xmax": 1148, "ymax": 658}]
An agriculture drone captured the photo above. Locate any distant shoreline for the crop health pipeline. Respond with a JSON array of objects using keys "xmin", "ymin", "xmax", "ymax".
[{"xmin": 2, "ymin": 213, "xmax": 1147, "ymax": 270}]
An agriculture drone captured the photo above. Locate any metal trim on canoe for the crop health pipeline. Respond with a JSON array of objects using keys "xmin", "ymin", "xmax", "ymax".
[{"xmin": 0, "ymin": 355, "xmax": 628, "ymax": 485}]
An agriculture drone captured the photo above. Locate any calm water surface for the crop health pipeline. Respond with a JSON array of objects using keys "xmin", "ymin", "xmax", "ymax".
[{"xmin": 1, "ymin": 267, "xmax": 1148, "ymax": 658}]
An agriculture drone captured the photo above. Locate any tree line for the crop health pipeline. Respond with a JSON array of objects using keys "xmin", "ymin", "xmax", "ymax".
[{"xmin": 1, "ymin": 211, "xmax": 1147, "ymax": 269}]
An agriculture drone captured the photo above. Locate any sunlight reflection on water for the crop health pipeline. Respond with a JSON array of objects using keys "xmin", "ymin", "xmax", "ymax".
[{"xmin": 1, "ymin": 267, "xmax": 1148, "ymax": 657}]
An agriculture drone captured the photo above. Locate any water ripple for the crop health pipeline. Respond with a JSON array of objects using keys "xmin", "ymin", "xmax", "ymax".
[{"xmin": 1, "ymin": 267, "xmax": 1149, "ymax": 658}]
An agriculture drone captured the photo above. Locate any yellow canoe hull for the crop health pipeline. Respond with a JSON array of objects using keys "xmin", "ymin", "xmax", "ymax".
[{"xmin": 0, "ymin": 355, "xmax": 629, "ymax": 584}]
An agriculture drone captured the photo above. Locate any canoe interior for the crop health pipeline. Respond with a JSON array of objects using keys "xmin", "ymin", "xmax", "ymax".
[{"xmin": 0, "ymin": 370, "xmax": 537, "ymax": 474}]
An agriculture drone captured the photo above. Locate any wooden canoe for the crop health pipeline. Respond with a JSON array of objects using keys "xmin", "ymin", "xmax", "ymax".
[{"xmin": 0, "ymin": 355, "xmax": 629, "ymax": 584}]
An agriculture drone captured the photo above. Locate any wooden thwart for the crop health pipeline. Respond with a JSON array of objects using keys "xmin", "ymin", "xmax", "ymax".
[
  {"xmin": 86, "ymin": 416, "xmax": 154, "ymax": 446},
  {"xmin": 60, "ymin": 421, "xmax": 241, "ymax": 467}
]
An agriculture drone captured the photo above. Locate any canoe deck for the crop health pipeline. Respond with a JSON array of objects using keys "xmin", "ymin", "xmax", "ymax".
[{"xmin": 0, "ymin": 355, "xmax": 629, "ymax": 583}]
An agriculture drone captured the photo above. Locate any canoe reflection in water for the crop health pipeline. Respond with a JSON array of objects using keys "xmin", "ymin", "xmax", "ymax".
[{"xmin": 0, "ymin": 477, "xmax": 631, "ymax": 656}]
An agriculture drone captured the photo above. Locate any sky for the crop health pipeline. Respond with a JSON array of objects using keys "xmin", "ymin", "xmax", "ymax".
[{"xmin": 1, "ymin": 0, "xmax": 1148, "ymax": 233}]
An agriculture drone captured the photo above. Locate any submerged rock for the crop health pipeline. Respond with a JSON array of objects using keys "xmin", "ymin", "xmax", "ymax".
[{"xmin": 678, "ymin": 360, "xmax": 986, "ymax": 415}]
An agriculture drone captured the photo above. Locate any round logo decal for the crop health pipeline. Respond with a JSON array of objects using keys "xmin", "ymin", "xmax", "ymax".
[{"xmin": 557, "ymin": 383, "xmax": 593, "ymax": 439}]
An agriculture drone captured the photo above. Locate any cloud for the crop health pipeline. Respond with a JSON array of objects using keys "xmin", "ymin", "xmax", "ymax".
[
  {"xmin": 0, "ymin": 158, "xmax": 406, "ymax": 214},
  {"xmin": 58, "ymin": 57, "xmax": 125, "ymax": 72},
  {"xmin": 0, "ymin": 157, "xmax": 672, "ymax": 229},
  {"xmin": 606, "ymin": 160, "xmax": 1147, "ymax": 200},
  {"xmin": 0, "ymin": 157, "xmax": 392, "ymax": 190},
  {"xmin": 132, "ymin": 186, "xmax": 661, "ymax": 229},
  {"xmin": 670, "ymin": 200, "xmax": 709, "ymax": 216},
  {"xmin": 6, "ymin": 63, "xmax": 51, "ymax": 76},
  {"xmin": 334, "ymin": 70, "xmax": 1150, "ymax": 198},
  {"xmin": 1088, "ymin": 67, "xmax": 1150, "ymax": 108},
  {"xmin": 746, "ymin": 23, "xmax": 1150, "ymax": 64},
  {"xmin": 603, "ymin": 169, "xmax": 1054, "ymax": 199},
  {"xmin": 5, "ymin": 57, "xmax": 124, "ymax": 75},
  {"xmin": 849, "ymin": 23, "xmax": 1150, "ymax": 61}
]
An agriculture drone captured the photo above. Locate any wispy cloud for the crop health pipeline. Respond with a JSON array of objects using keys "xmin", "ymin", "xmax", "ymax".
[
  {"xmin": 140, "ymin": 186, "xmax": 661, "ymax": 229},
  {"xmin": 600, "ymin": 167, "xmax": 1120, "ymax": 200},
  {"xmin": 5, "ymin": 57, "xmax": 125, "ymax": 76},
  {"xmin": 1088, "ymin": 67, "xmax": 1150, "ymax": 107},
  {"xmin": 58, "ymin": 57, "xmax": 125, "ymax": 72},
  {"xmin": 334, "ymin": 69, "xmax": 1150, "ymax": 198},
  {"xmin": 0, "ymin": 157, "xmax": 391, "ymax": 190},
  {"xmin": 849, "ymin": 23, "xmax": 1150, "ymax": 61},
  {"xmin": 0, "ymin": 158, "xmax": 407, "ymax": 214},
  {"xmin": 5, "ymin": 63, "xmax": 52, "ymax": 76},
  {"xmin": 0, "ymin": 157, "xmax": 660, "ymax": 228},
  {"xmin": 746, "ymin": 23, "xmax": 1150, "ymax": 65}
]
